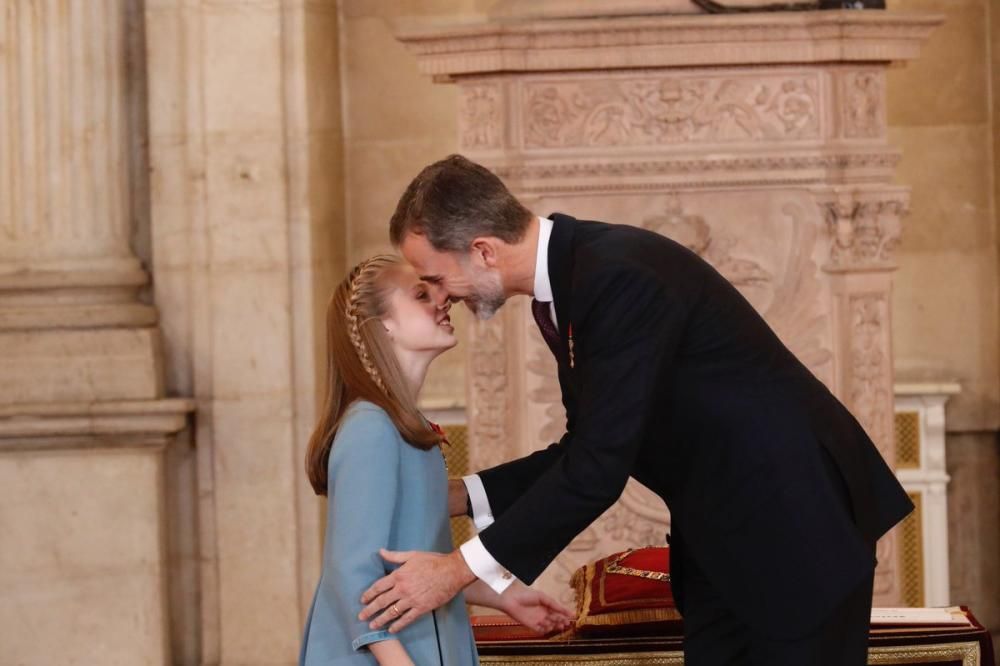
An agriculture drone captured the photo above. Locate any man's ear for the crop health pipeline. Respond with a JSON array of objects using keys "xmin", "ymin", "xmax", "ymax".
[{"xmin": 469, "ymin": 237, "xmax": 500, "ymax": 268}]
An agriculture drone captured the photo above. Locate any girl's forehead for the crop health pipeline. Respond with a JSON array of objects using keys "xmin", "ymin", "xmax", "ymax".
[{"xmin": 386, "ymin": 266, "xmax": 425, "ymax": 294}]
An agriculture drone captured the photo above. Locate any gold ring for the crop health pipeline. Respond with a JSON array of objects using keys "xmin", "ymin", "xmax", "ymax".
[{"xmin": 391, "ymin": 603, "xmax": 400, "ymax": 617}]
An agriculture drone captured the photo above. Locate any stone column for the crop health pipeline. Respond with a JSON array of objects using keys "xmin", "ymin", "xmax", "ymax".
[
  {"xmin": 0, "ymin": 0, "xmax": 159, "ymax": 398},
  {"xmin": 399, "ymin": 7, "xmax": 942, "ymax": 607},
  {"xmin": 143, "ymin": 1, "xmax": 344, "ymax": 662},
  {"xmin": 0, "ymin": 2, "xmax": 192, "ymax": 664}
]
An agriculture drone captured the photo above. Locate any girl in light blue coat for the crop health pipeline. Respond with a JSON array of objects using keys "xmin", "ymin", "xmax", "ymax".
[{"xmin": 301, "ymin": 256, "xmax": 572, "ymax": 666}]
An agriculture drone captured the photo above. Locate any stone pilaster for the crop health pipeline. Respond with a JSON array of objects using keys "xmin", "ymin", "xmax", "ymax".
[
  {"xmin": 0, "ymin": 2, "xmax": 192, "ymax": 664},
  {"xmin": 0, "ymin": 0, "xmax": 159, "ymax": 403}
]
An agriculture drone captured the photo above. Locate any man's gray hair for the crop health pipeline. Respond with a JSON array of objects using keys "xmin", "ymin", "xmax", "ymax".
[{"xmin": 389, "ymin": 154, "xmax": 532, "ymax": 252}]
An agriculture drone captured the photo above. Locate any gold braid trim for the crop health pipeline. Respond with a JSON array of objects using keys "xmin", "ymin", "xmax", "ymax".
[{"xmin": 346, "ymin": 259, "xmax": 388, "ymax": 395}]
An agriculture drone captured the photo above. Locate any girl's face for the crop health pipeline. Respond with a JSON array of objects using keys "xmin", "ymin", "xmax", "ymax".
[{"xmin": 381, "ymin": 267, "xmax": 457, "ymax": 356}]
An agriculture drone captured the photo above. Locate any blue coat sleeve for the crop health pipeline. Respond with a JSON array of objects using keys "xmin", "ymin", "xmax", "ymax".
[{"xmin": 322, "ymin": 407, "xmax": 402, "ymax": 651}]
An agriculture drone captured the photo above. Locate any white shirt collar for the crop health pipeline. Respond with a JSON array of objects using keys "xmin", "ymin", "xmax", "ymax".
[{"xmin": 533, "ymin": 216, "xmax": 554, "ymax": 303}]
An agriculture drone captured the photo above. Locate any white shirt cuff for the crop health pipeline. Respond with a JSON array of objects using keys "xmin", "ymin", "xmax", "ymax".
[
  {"xmin": 462, "ymin": 474, "xmax": 495, "ymax": 531},
  {"xmin": 459, "ymin": 536, "xmax": 517, "ymax": 595}
]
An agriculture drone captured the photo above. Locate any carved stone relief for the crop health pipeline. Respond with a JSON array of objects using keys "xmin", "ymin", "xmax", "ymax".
[
  {"xmin": 822, "ymin": 191, "xmax": 906, "ymax": 271},
  {"xmin": 468, "ymin": 316, "xmax": 514, "ymax": 471},
  {"xmin": 848, "ymin": 293, "xmax": 892, "ymax": 459},
  {"xmin": 522, "ymin": 73, "xmax": 821, "ymax": 150},
  {"xmin": 517, "ymin": 191, "xmax": 836, "ymax": 602},
  {"xmin": 460, "ymin": 84, "xmax": 503, "ymax": 150},
  {"xmin": 841, "ymin": 70, "xmax": 885, "ymax": 139}
]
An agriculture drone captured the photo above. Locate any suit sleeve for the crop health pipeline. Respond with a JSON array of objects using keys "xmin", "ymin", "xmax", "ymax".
[
  {"xmin": 477, "ymin": 436, "xmax": 568, "ymax": 518},
  {"xmin": 322, "ymin": 409, "xmax": 401, "ymax": 651},
  {"xmin": 478, "ymin": 265, "xmax": 688, "ymax": 583}
]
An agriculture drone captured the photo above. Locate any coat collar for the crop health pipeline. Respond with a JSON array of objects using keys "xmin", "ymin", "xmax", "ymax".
[{"xmin": 547, "ymin": 212, "xmax": 576, "ymax": 347}]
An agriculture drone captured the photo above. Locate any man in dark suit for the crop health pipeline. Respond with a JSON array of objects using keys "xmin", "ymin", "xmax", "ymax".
[{"xmin": 359, "ymin": 154, "xmax": 913, "ymax": 665}]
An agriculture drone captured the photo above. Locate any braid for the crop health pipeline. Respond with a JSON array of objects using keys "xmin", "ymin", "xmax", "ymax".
[{"xmin": 346, "ymin": 258, "xmax": 389, "ymax": 395}]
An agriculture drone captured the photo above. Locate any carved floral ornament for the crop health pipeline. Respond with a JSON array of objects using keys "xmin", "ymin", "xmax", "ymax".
[
  {"xmin": 460, "ymin": 84, "xmax": 502, "ymax": 150},
  {"xmin": 468, "ymin": 317, "xmax": 511, "ymax": 471},
  {"xmin": 820, "ymin": 191, "xmax": 908, "ymax": 271},
  {"xmin": 523, "ymin": 74, "xmax": 821, "ymax": 149},
  {"xmin": 842, "ymin": 70, "xmax": 885, "ymax": 139},
  {"xmin": 848, "ymin": 293, "xmax": 892, "ymax": 455},
  {"xmin": 486, "ymin": 152, "xmax": 900, "ymax": 194}
]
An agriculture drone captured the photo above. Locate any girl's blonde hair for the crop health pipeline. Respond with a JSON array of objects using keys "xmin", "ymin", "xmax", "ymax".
[{"xmin": 306, "ymin": 255, "xmax": 443, "ymax": 495}]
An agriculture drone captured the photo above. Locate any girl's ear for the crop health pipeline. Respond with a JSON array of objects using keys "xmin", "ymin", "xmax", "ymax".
[{"xmin": 380, "ymin": 317, "xmax": 395, "ymax": 340}]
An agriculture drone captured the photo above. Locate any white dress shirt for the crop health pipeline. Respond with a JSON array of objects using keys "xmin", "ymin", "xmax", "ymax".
[{"xmin": 458, "ymin": 217, "xmax": 556, "ymax": 594}]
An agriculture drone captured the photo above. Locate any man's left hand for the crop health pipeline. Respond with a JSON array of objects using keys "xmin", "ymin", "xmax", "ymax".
[{"xmin": 359, "ymin": 548, "xmax": 476, "ymax": 633}]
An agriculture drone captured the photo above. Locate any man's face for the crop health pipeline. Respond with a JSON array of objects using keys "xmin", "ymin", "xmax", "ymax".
[{"xmin": 399, "ymin": 232, "xmax": 507, "ymax": 320}]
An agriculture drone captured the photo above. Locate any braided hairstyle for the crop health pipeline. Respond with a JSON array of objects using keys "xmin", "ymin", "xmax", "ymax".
[
  {"xmin": 305, "ymin": 255, "xmax": 445, "ymax": 495},
  {"xmin": 344, "ymin": 256, "xmax": 392, "ymax": 395}
]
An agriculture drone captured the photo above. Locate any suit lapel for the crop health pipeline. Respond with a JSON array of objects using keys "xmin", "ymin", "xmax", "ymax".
[{"xmin": 547, "ymin": 213, "xmax": 576, "ymax": 363}]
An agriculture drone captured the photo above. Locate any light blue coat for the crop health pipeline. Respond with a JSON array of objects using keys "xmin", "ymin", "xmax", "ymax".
[{"xmin": 299, "ymin": 401, "xmax": 479, "ymax": 666}]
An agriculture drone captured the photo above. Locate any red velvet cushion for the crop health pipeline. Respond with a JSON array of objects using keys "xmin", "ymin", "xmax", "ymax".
[{"xmin": 571, "ymin": 546, "xmax": 680, "ymax": 635}]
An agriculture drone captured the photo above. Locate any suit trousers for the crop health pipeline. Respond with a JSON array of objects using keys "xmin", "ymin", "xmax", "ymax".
[
  {"xmin": 680, "ymin": 550, "xmax": 874, "ymax": 666},
  {"xmin": 679, "ymin": 447, "xmax": 875, "ymax": 665}
]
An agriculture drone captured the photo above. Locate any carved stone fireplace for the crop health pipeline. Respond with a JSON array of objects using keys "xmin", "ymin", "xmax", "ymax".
[{"xmin": 398, "ymin": 5, "xmax": 941, "ymax": 607}]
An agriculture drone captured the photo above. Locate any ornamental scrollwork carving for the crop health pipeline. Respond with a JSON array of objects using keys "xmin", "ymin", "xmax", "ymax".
[
  {"xmin": 842, "ymin": 71, "xmax": 885, "ymax": 139},
  {"xmin": 523, "ymin": 74, "xmax": 820, "ymax": 149},
  {"xmin": 489, "ymin": 151, "xmax": 900, "ymax": 186},
  {"xmin": 638, "ymin": 196, "xmax": 833, "ymax": 377},
  {"xmin": 848, "ymin": 293, "xmax": 892, "ymax": 457},
  {"xmin": 460, "ymin": 84, "xmax": 502, "ymax": 150},
  {"xmin": 821, "ymin": 193, "xmax": 907, "ymax": 270},
  {"xmin": 468, "ymin": 316, "xmax": 512, "ymax": 470}
]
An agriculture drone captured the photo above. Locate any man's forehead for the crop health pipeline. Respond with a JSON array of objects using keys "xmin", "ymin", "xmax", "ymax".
[{"xmin": 402, "ymin": 233, "xmax": 452, "ymax": 271}]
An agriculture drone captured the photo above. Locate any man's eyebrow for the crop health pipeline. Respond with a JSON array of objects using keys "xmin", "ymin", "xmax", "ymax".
[{"xmin": 420, "ymin": 275, "xmax": 443, "ymax": 284}]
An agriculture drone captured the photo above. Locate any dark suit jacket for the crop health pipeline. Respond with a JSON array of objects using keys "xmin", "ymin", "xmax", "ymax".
[{"xmin": 477, "ymin": 214, "xmax": 913, "ymax": 639}]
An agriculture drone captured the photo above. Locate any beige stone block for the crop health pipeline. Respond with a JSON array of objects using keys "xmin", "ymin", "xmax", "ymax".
[
  {"xmin": 341, "ymin": 0, "xmax": 479, "ymax": 20},
  {"xmin": 163, "ymin": 429, "xmax": 200, "ymax": 666},
  {"xmin": 886, "ymin": 0, "xmax": 988, "ymax": 127},
  {"xmin": 889, "ymin": 125, "xmax": 992, "ymax": 253},
  {"xmin": 893, "ymin": 250, "xmax": 999, "ymax": 431},
  {"xmin": 209, "ymin": 215, "xmax": 289, "ymax": 272},
  {"xmin": 143, "ymin": 6, "xmax": 185, "ymax": 138},
  {"xmin": 205, "ymin": 134, "xmax": 288, "ymax": 225},
  {"xmin": 210, "ymin": 396, "xmax": 301, "ymax": 663},
  {"xmin": 945, "ymin": 431, "xmax": 1000, "ymax": 646},
  {"xmin": 209, "ymin": 270, "xmax": 293, "ymax": 399},
  {"xmin": 305, "ymin": 131, "xmax": 346, "ymax": 271},
  {"xmin": 345, "ymin": 136, "xmax": 459, "ymax": 264},
  {"xmin": 152, "ymin": 268, "xmax": 194, "ymax": 395},
  {"xmin": 149, "ymin": 137, "xmax": 197, "ymax": 209},
  {"xmin": 993, "ymin": 0, "xmax": 1000, "ymax": 257},
  {"xmin": 151, "ymin": 219, "xmax": 195, "ymax": 272},
  {"xmin": 305, "ymin": 8, "xmax": 343, "ymax": 133},
  {"xmin": 0, "ymin": 448, "xmax": 168, "ymax": 665},
  {"xmin": 202, "ymin": 5, "xmax": 284, "ymax": 134},
  {"xmin": 343, "ymin": 16, "xmax": 459, "ymax": 143},
  {"xmin": 0, "ymin": 328, "xmax": 163, "ymax": 404}
]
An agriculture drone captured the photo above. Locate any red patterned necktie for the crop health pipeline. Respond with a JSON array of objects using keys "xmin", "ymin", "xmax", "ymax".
[{"xmin": 531, "ymin": 298, "xmax": 560, "ymax": 356}]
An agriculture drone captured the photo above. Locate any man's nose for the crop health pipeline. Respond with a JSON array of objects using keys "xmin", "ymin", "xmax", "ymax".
[{"xmin": 428, "ymin": 283, "xmax": 450, "ymax": 307}]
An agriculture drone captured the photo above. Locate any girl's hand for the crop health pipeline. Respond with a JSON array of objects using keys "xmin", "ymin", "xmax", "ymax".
[{"xmin": 499, "ymin": 582, "xmax": 575, "ymax": 635}]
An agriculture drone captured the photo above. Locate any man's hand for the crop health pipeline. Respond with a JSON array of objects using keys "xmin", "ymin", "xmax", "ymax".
[
  {"xmin": 448, "ymin": 479, "xmax": 468, "ymax": 518},
  {"xmin": 500, "ymin": 582, "xmax": 575, "ymax": 635},
  {"xmin": 359, "ymin": 549, "xmax": 476, "ymax": 633}
]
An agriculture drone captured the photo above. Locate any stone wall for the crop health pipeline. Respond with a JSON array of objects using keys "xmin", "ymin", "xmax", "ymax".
[{"xmin": 886, "ymin": 0, "xmax": 1000, "ymax": 648}]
